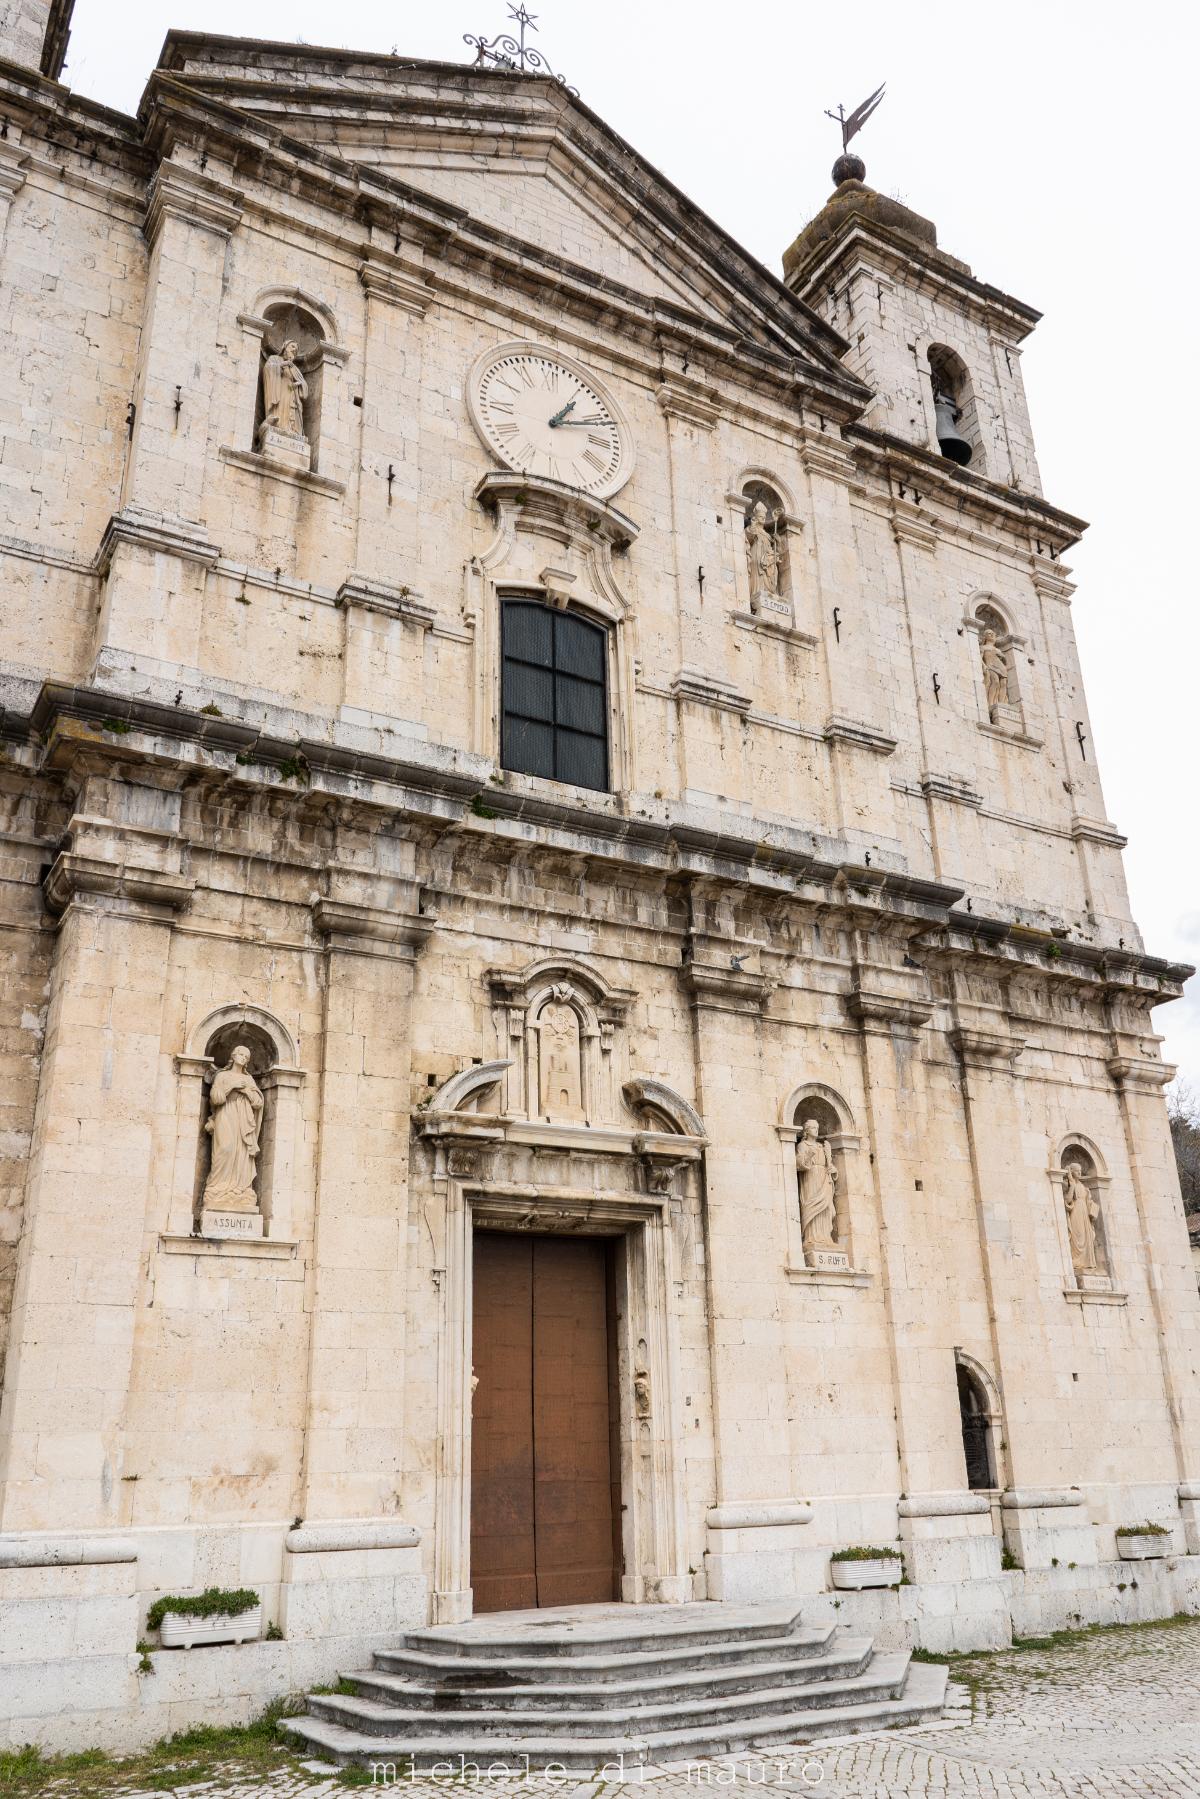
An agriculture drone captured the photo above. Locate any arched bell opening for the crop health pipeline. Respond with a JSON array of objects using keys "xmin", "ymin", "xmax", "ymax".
[{"xmin": 928, "ymin": 344, "xmax": 983, "ymax": 470}]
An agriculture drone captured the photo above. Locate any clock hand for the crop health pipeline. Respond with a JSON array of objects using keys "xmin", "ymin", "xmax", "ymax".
[
  {"xmin": 547, "ymin": 399, "xmax": 577, "ymax": 427},
  {"xmin": 552, "ymin": 416, "xmax": 611, "ymax": 427}
]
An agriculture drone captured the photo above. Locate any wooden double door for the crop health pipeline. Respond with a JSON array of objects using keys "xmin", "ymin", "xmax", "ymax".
[{"xmin": 470, "ymin": 1232, "xmax": 621, "ymax": 1612}]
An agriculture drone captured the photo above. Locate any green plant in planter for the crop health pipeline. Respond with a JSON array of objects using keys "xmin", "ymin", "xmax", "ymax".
[
  {"xmin": 1116, "ymin": 1522, "xmax": 1169, "ymax": 1536},
  {"xmin": 830, "ymin": 1545, "xmax": 903, "ymax": 1562},
  {"xmin": 146, "ymin": 1587, "xmax": 260, "ymax": 1632}
]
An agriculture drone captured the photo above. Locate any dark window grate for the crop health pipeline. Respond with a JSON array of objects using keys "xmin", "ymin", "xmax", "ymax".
[{"xmin": 501, "ymin": 601, "xmax": 609, "ymax": 793}]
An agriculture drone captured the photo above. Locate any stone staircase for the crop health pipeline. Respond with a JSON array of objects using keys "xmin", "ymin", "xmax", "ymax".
[{"xmin": 282, "ymin": 1601, "xmax": 948, "ymax": 1772}]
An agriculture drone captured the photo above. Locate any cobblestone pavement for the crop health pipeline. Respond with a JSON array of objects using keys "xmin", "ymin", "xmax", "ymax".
[{"xmin": 42, "ymin": 1620, "xmax": 1200, "ymax": 1798}]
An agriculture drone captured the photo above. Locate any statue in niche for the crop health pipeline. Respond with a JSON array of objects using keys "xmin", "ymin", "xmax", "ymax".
[
  {"xmin": 203, "ymin": 1045, "xmax": 265, "ymax": 1212},
  {"xmin": 979, "ymin": 628, "xmax": 1011, "ymax": 719},
  {"xmin": 796, "ymin": 1117, "xmax": 839, "ymax": 1254},
  {"xmin": 1063, "ymin": 1161, "xmax": 1103, "ymax": 1277},
  {"xmin": 744, "ymin": 499, "xmax": 782, "ymax": 603},
  {"xmin": 539, "ymin": 989, "xmax": 584, "ymax": 1120},
  {"xmin": 259, "ymin": 339, "xmax": 308, "ymax": 443}
]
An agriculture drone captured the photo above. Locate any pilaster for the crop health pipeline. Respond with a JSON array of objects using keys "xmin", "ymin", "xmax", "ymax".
[
  {"xmin": 0, "ymin": 831, "xmax": 191, "ymax": 1531},
  {"xmin": 297, "ymin": 882, "xmax": 436, "ymax": 1521}
]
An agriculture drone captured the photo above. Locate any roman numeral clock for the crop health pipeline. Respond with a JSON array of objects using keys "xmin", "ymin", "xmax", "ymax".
[{"xmin": 468, "ymin": 341, "xmax": 634, "ymax": 498}]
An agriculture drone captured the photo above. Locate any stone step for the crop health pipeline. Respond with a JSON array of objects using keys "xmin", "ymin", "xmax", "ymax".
[
  {"xmin": 280, "ymin": 1662, "xmax": 949, "ymax": 1772},
  {"xmin": 351, "ymin": 1638, "xmax": 875, "ymax": 1712},
  {"xmin": 373, "ymin": 1622, "xmax": 839, "ymax": 1686},
  {"xmin": 402, "ymin": 1601, "xmax": 805, "ymax": 1662},
  {"xmin": 306, "ymin": 1653, "xmax": 908, "ymax": 1739}
]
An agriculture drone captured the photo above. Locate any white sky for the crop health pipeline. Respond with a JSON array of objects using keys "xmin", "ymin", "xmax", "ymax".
[{"xmin": 59, "ymin": 0, "xmax": 1199, "ymax": 1088}]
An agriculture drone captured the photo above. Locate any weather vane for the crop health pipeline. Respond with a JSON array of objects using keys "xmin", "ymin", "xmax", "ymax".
[
  {"xmin": 824, "ymin": 83, "xmax": 885, "ymax": 183},
  {"xmin": 464, "ymin": 5, "xmax": 577, "ymax": 94}
]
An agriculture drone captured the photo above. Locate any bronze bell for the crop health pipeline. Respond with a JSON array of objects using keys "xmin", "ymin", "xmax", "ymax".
[{"xmin": 933, "ymin": 389, "xmax": 972, "ymax": 466}]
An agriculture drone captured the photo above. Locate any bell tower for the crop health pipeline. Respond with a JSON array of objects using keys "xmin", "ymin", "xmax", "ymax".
[
  {"xmin": 782, "ymin": 144, "xmax": 1044, "ymax": 494},
  {"xmin": 0, "ymin": 0, "xmax": 73, "ymax": 78}
]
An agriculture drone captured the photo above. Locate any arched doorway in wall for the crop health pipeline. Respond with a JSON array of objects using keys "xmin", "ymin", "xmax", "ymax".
[{"xmin": 957, "ymin": 1361, "xmax": 997, "ymax": 1492}]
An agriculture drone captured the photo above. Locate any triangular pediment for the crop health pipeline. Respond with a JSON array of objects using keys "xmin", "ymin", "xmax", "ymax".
[{"xmin": 151, "ymin": 34, "xmax": 862, "ymax": 391}]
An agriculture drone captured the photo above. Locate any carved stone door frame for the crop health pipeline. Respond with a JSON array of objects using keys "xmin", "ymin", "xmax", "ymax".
[{"xmin": 431, "ymin": 1176, "xmax": 691, "ymax": 1622}]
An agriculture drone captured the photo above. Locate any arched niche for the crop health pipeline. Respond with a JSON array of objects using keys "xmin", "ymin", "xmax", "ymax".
[
  {"xmin": 1051, "ymin": 1136, "xmax": 1113, "ymax": 1289},
  {"xmin": 955, "ymin": 1352, "xmax": 1002, "ymax": 1492},
  {"xmin": 235, "ymin": 287, "xmax": 347, "ymax": 477},
  {"xmin": 487, "ymin": 959, "xmax": 636, "ymax": 1126},
  {"xmin": 729, "ymin": 467, "xmax": 801, "ymax": 621},
  {"xmin": 961, "ymin": 592, "xmax": 1030, "ymax": 729},
  {"xmin": 171, "ymin": 1004, "xmax": 305, "ymax": 1241},
  {"xmin": 778, "ymin": 1083, "xmax": 861, "ymax": 1272}
]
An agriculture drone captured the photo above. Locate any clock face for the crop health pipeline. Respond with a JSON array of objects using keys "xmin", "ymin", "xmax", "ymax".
[{"xmin": 470, "ymin": 345, "xmax": 631, "ymax": 498}]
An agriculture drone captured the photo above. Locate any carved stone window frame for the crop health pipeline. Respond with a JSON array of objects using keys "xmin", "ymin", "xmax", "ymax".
[
  {"xmin": 469, "ymin": 474, "xmax": 640, "ymax": 798},
  {"xmin": 1049, "ymin": 1135, "xmax": 1122, "ymax": 1302},
  {"xmin": 168, "ymin": 1003, "xmax": 306, "ymax": 1242},
  {"xmin": 777, "ymin": 1082, "xmax": 868, "ymax": 1286}
]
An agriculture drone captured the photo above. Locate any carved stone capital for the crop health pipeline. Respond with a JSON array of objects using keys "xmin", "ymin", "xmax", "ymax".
[
  {"xmin": 0, "ymin": 143, "xmax": 29, "ymax": 204},
  {"xmin": 359, "ymin": 254, "xmax": 434, "ymax": 315},
  {"xmin": 656, "ymin": 378, "xmax": 720, "ymax": 430},
  {"xmin": 144, "ymin": 163, "xmax": 244, "ymax": 246},
  {"xmin": 336, "ymin": 575, "xmax": 436, "ymax": 628},
  {"xmin": 823, "ymin": 716, "xmax": 898, "ymax": 757},
  {"xmin": 312, "ymin": 898, "xmax": 437, "ymax": 959},
  {"xmin": 846, "ymin": 989, "xmax": 933, "ymax": 1036},
  {"xmin": 43, "ymin": 850, "xmax": 194, "ymax": 916},
  {"xmin": 951, "ymin": 1025, "xmax": 1025, "ymax": 1071},
  {"xmin": 1106, "ymin": 1055, "xmax": 1175, "ymax": 1093},
  {"xmin": 95, "ymin": 507, "xmax": 220, "ymax": 576},
  {"xmin": 681, "ymin": 963, "xmax": 773, "ymax": 1015}
]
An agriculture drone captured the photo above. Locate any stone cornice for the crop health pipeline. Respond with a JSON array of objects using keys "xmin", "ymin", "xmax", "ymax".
[
  {"xmin": 17, "ymin": 684, "xmax": 1189, "ymax": 1002},
  {"xmin": 790, "ymin": 218, "xmax": 1041, "ymax": 341},
  {"xmin": 849, "ymin": 425, "xmax": 1087, "ymax": 552}
]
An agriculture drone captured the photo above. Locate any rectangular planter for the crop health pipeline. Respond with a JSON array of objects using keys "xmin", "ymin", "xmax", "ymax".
[
  {"xmin": 1116, "ymin": 1533, "xmax": 1169, "ymax": 1562},
  {"xmin": 830, "ymin": 1557, "xmax": 903, "ymax": 1590},
  {"xmin": 158, "ymin": 1603, "xmax": 262, "ymax": 1648}
]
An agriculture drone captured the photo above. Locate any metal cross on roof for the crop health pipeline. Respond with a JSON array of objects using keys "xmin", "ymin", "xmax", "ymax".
[{"xmin": 464, "ymin": 4, "xmax": 577, "ymax": 93}]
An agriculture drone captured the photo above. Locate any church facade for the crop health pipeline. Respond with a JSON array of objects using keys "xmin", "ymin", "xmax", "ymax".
[{"xmin": 2, "ymin": 2, "xmax": 1199, "ymax": 1751}]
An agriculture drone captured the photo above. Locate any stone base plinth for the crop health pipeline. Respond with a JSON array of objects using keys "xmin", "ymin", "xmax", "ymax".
[
  {"xmin": 256, "ymin": 427, "xmax": 311, "ymax": 470},
  {"xmin": 806, "ymin": 1248, "xmax": 850, "ymax": 1271},
  {"xmin": 199, "ymin": 1209, "xmax": 263, "ymax": 1240}
]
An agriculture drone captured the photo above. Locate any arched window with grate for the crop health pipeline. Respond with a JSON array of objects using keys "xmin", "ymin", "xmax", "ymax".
[
  {"xmin": 500, "ymin": 598, "xmax": 610, "ymax": 793},
  {"xmin": 957, "ymin": 1362, "xmax": 997, "ymax": 1491}
]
